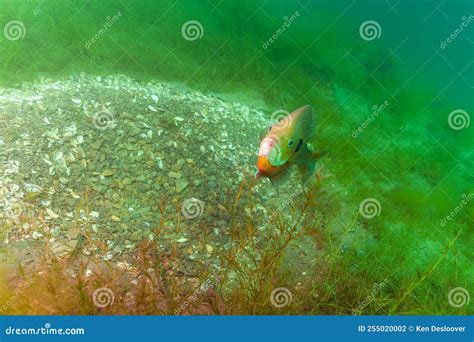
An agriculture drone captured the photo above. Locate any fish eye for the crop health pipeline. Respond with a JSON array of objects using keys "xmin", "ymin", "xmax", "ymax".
[{"xmin": 288, "ymin": 139, "xmax": 294, "ymax": 147}]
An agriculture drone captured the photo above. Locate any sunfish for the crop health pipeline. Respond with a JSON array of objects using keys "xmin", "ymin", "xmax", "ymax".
[{"xmin": 256, "ymin": 105, "xmax": 327, "ymax": 185}]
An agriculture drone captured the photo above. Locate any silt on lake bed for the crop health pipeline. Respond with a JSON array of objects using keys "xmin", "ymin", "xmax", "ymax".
[{"xmin": 0, "ymin": 0, "xmax": 472, "ymax": 315}]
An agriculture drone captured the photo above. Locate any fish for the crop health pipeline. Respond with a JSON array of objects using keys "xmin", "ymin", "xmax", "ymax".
[{"xmin": 256, "ymin": 105, "xmax": 327, "ymax": 185}]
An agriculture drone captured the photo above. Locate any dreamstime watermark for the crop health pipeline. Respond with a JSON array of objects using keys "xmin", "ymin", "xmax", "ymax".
[
  {"xmin": 359, "ymin": 20, "xmax": 381, "ymax": 41},
  {"xmin": 359, "ymin": 198, "xmax": 382, "ymax": 218},
  {"xmin": 440, "ymin": 193, "xmax": 473, "ymax": 227},
  {"xmin": 4, "ymin": 20, "xmax": 26, "ymax": 41},
  {"xmin": 352, "ymin": 279, "xmax": 390, "ymax": 315},
  {"xmin": 448, "ymin": 287, "xmax": 470, "ymax": 308},
  {"xmin": 5, "ymin": 323, "xmax": 85, "ymax": 336},
  {"xmin": 181, "ymin": 20, "xmax": 204, "ymax": 41},
  {"xmin": 270, "ymin": 287, "xmax": 292, "ymax": 308},
  {"xmin": 262, "ymin": 11, "xmax": 300, "ymax": 49},
  {"xmin": 260, "ymin": 161, "xmax": 322, "ymax": 228},
  {"xmin": 261, "ymin": 184, "xmax": 306, "ymax": 228},
  {"xmin": 177, "ymin": 112, "xmax": 200, "ymax": 136},
  {"xmin": 84, "ymin": 11, "xmax": 122, "ymax": 49},
  {"xmin": 0, "ymin": 280, "xmax": 33, "ymax": 313},
  {"xmin": 92, "ymin": 287, "xmax": 115, "ymax": 308},
  {"xmin": 181, "ymin": 197, "xmax": 205, "ymax": 219},
  {"xmin": 93, "ymin": 108, "xmax": 115, "ymax": 130},
  {"xmin": 440, "ymin": 15, "xmax": 474, "ymax": 49},
  {"xmin": 174, "ymin": 276, "xmax": 214, "ymax": 314},
  {"xmin": 352, "ymin": 100, "xmax": 389, "ymax": 138},
  {"xmin": 448, "ymin": 109, "xmax": 470, "ymax": 130},
  {"xmin": 269, "ymin": 109, "xmax": 292, "ymax": 129}
]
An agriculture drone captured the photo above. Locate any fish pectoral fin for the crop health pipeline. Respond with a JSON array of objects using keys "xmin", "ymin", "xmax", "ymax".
[
  {"xmin": 292, "ymin": 143, "xmax": 312, "ymax": 163},
  {"xmin": 292, "ymin": 144, "xmax": 328, "ymax": 165},
  {"xmin": 294, "ymin": 146, "xmax": 327, "ymax": 184}
]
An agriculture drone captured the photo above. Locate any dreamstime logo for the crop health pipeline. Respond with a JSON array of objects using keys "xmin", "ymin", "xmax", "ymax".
[
  {"xmin": 174, "ymin": 277, "xmax": 214, "ymax": 315},
  {"xmin": 261, "ymin": 183, "xmax": 306, "ymax": 228},
  {"xmin": 440, "ymin": 15, "xmax": 474, "ymax": 49},
  {"xmin": 262, "ymin": 11, "xmax": 300, "ymax": 49},
  {"xmin": 359, "ymin": 198, "xmax": 381, "ymax": 218},
  {"xmin": 448, "ymin": 287, "xmax": 470, "ymax": 308},
  {"xmin": 4, "ymin": 322, "xmax": 85, "ymax": 335},
  {"xmin": 84, "ymin": 11, "xmax": 122, "ymax": 49},
  {"xmin": 92, "ymin": 287, "xmax": 115, "ymax": 308},
  {"xmin": 359, "ymin": 20, "xmax": 381, "ymax": 41},
  {"xmin": 270, "ymin": 287, "xmax": 292, "ymax": 308},
  {"xmin": 448, "ymin": 109, "xmax": 470, "ymax": 130},
  {"xmin": 4, "ymin": 20, "xmax": 26, "ymax": 41},
  {"xmin": 270, "ymin": 109, "xmax": 292, "ymax": 129},
  {"xmin": 93, "ymin": 109, "xmax": 115, "ymax": 130},
  {"xmin": 0, "ymin": 280, "xmax": 33, "ymax": 313},
  {"xmin": 440, "ymin": 193, "xmax": 473, "ymax": 227},
  {"xmin": 181, "ymin": 20, "xmax": 204, "ymax": 41},
  {"xmin": 352, "ymin": 100, "xmax": 389, "ymax": 138},
  {"xmin": 181, "ymin": 198, "xmax": 205, "ymax": 219},
  {"xmin": 352, "ymin": 279, "xmax": 390, "ymax": 315}
]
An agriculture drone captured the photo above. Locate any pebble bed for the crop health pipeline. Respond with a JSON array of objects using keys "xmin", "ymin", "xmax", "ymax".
[{"xmin": 0, "ymin": 74, "xmax": 302, "ymax": 269}]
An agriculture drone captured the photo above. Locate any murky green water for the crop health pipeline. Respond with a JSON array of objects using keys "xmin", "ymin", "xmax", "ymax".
[{"xmin": 0, "ymin": 0, "xmax": 472, "ymax": 314}]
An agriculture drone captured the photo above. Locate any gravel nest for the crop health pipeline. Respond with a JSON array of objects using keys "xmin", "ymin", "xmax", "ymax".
[{"xmin": 0, "ymin": 74, "xmax": 305, "ymax": 271}]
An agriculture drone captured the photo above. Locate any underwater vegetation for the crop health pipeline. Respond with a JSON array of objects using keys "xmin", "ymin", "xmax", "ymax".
[{"xmin": 0, "ymin": 0, "xmax": 473, "ymax": 315}]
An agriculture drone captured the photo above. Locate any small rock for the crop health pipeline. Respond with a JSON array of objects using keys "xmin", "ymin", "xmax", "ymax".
[
  {"xmin": 206, "ymin": 244, "xmax": 213, "ymax": 254},
  {"xmin": 70, "ymin": 191, "xmax": 81, "ymax": 199},
  {"xmin": 111, "ymin": 215, "xmax": 121, "ymax": 222},
  {"xmin": 102, "ymin": 169, "xmax": 115, "ymax": 177},
  {"xmin": 168, "ymin": 171, "xmax": 182, "ymax": 178},
  {"xmin": 45, "ymin": 208, "xmax": 59, "ymax": 219},
  {"xmin": 175, "ymin": 179, "xmax": 188, "ymax": 193}
]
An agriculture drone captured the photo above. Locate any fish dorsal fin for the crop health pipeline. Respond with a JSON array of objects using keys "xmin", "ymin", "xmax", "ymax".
[{"xmin": 292, "ymin": 105, "xmax": 316, "ymax": 141}]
